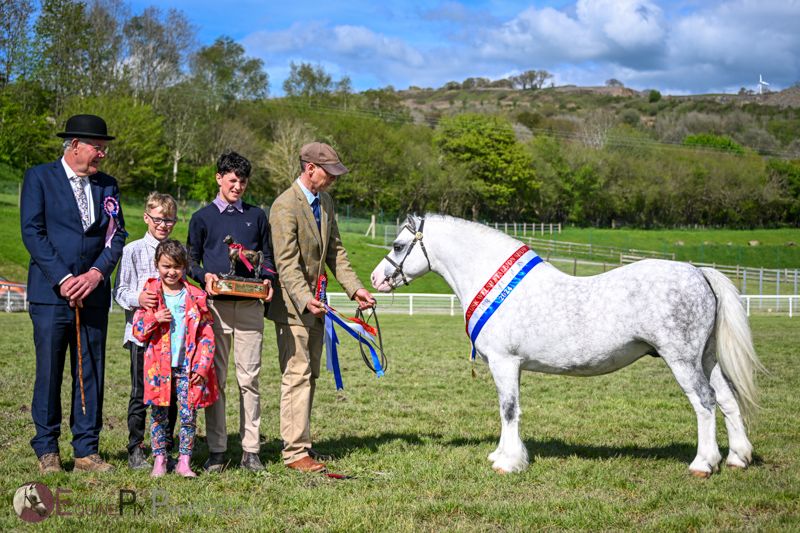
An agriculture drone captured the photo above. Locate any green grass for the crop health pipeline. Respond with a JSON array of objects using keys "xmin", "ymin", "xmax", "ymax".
[
  {"xmin": 1, "ymin": 313, "xmax": 798, "ymax": 530},
  {"xmin": 549, "ymin": 227, "xmax": 800, "ymax": 268}
]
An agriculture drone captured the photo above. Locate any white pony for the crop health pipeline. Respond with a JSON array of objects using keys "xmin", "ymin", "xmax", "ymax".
[
  {"xmin": 371, "ymin": 215, "xmax": 763, "ymax": 476},
  {"xmin": 13, "ymin": 483, "xmax": 48, "ymax": 518}
]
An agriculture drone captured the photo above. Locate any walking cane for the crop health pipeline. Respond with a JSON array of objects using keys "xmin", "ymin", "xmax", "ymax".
[{"xmin": 76, "ymin": 306, "xmax": 86, "ymax": 415}]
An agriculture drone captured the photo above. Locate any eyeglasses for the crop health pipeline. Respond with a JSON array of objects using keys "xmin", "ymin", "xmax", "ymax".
[
  {"xmin": 78, "ymin": 140, "xmax": 110, "ymax": 155},
  {"xmin": 145, "ymin": 212, "xmax": 177, "ymax": 227}
]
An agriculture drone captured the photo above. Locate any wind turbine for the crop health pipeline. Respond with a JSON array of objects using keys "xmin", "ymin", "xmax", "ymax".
[{"xmin": 758, "ymin": 74, "xmax": 770, "ymax": 94}]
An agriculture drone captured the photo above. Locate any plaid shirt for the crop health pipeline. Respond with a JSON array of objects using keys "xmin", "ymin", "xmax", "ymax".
[{"xmin": 113, "ymin": 232, "xmax": 161, "ymax": 347}]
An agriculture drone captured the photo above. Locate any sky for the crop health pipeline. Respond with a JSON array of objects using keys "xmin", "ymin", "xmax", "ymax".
[{"xmin": 126, "ymin": 0, "xmax": 800, "ymax": 96}]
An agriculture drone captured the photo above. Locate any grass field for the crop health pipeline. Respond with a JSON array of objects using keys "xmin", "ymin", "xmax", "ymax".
[{"xmin": 1, "ymin": 313, "xmax": 798, "ymax": 530}]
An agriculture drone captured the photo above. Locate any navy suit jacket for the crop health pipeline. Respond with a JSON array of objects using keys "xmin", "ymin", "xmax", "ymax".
[{"xmin": 20, "ymin": 159, "xmax": 126, "ymax": 308}]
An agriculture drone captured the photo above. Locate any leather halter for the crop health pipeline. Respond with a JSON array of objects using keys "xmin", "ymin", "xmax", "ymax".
[{"xmin": 381, "ymin": 216, "xmax": 431, "ymax": 287}]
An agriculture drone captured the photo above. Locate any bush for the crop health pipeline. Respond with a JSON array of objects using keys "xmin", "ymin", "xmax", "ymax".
[
  {"xmin": 683, "ymin": 133, "xmax": 746, "ymax": 155},
  {"xmin": 648, "ymin": 90, "xmax": 662, "ymax": 103}
]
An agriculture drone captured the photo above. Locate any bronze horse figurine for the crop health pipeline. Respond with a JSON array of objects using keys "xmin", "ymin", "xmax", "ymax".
[{"xmin": 223, "ymin": 235, "xmax": 263, "ymax": 279}]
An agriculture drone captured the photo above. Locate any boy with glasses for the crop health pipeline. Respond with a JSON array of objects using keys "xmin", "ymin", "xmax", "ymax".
[{"xmin": 113, "ymin": 192, "xmax": 179, "ymax": 469}]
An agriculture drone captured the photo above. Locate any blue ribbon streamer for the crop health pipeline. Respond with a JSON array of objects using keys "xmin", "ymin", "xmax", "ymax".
[
  {"xmin": 469, "ymin": 255, "xmax": 543, "ymax": 360},
  {"xmin": 324, "ymin": 306, "xmax": 384, "ymax": 390},
  {"xmin": 324, "ymin": 315, "xmax": 344, "ymax": 390}
]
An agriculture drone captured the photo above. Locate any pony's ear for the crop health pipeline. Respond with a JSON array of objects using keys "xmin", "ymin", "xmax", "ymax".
[{"xmin": 406, "ymin": 214, "xmax": 416, "ymax": 231}]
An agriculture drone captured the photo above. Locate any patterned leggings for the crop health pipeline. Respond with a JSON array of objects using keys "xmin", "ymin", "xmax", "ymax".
[{"xmin": 151, "ymin": 364, "xmax": 196, "ymax": 456}]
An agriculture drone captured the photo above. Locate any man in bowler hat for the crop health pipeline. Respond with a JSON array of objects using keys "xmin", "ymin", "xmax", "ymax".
[{"xmin": 21, "ymin": 114, "xmax": 126, "ymax": 473}]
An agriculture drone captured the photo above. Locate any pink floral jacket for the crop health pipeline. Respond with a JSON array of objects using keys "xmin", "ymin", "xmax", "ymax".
[{"xmin": 132, "ymin": 278, "xmax": 219, "ymax": 409}]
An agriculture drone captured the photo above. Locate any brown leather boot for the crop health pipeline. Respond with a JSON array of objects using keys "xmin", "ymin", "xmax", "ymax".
[
  {"xmin": 74, "ymin": 454, "xmax": 115, "ymax": 472},
  {"xmin": 38, "ymin": 453, "xmax": 63, "ymax": 474}
]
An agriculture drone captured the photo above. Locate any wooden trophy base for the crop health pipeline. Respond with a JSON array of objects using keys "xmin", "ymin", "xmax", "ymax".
[{"xmin": 212, "ymin": 278, "xmax": 268, "ymax": 298}]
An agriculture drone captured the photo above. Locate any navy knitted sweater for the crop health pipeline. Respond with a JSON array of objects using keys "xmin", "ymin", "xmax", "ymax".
[{"xmin": 187, "ymin": 202, "xmax": 276, "ymax": 295}]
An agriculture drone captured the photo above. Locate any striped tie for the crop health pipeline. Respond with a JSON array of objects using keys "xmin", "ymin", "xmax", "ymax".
[{"xmin": 70, "ymin": 176, "xmax": 90, "ymax": 230}]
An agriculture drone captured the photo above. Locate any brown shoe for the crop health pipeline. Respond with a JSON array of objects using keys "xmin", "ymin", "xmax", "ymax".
[
  {"xmin": 39, "ymin": 453, "xmax": 63, "ymax": 474},
  {"xmin": 74, "ymin": 453, "xmax": 115, "ymax": 473},
  {"xmin": 286, "ymin": 455, "xmax": 326, "ymax": 473}
]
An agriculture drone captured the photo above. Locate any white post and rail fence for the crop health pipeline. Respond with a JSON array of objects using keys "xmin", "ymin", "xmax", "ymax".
[{"xmin": 0, "ymin": 283, "xmax": 796, "ymax": 318}]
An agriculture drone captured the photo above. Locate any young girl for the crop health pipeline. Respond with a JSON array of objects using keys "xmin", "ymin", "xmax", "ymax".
[{"xmin": 133, "ymin": 239, "xmax": 218, "ymax": 477}]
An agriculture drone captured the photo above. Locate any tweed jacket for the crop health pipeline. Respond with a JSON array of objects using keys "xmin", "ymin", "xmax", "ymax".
[
  {"xmin": 268, "ymin": 181, "xmax": 363, "ymax": 326},
  {"xmin": 132, "ymin": 278, "xmax": 219, "ymax": 408}
]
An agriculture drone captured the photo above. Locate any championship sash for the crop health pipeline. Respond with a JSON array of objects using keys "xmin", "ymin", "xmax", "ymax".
[{"xmin": 465, "ymin": 245, "xmax": 542, "ymax": 360}]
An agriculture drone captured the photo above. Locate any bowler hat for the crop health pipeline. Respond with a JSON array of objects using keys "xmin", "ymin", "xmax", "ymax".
[
  {"xmin": 56, "ymin": 114, "xmax": 115, "ymax": 140},
  {"xmin": 300, "ymin": 142, "xmax": 348, "ymax": 176}
]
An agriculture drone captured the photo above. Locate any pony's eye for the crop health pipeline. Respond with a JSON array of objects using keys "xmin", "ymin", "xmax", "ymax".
[{"xmin": 393, "ymin": 243, "xmax": 404, "ymax": 253}]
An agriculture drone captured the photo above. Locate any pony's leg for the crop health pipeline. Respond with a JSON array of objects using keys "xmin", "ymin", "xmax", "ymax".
[
  {"xmin": 664, "ymin": 355, "xmax": 722, "ymax": 477},
  {"xmin": 486, "ymin": 354, "xmax": 529, "ymax": 473},
  {"xmin": 710, "ymin": 364, "xmax": 753, "ymax": 468}
]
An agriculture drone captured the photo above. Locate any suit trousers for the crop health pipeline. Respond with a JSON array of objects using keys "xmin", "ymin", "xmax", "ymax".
[
  {"xmin": 127, "ymin": 343, "xmax": 177, "ymax": 454},
  {"xmin": 205, "ymin": 299, "xmax": 264, "ymax": 454},
  {"xmin": 29, "ymin": 303, "xmax": 107, "ymax": 458},
  {"xmin": 275, "ymin": 320, "xmax": 324, "ymax": 464}
]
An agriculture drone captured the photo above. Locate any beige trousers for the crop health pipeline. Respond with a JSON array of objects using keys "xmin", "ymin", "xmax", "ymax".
[
  {"xmin": 205, "ymin": 299, "xmax": 264, "ymax": 454},
  {"xmin": 275, "ymin": 320, "xmax": 324, "ymax": 464}
]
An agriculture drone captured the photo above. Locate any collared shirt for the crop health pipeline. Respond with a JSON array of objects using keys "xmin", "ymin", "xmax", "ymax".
[
  {"xmin": 296, "ymin": 177, "xmax": 319, "ymax": 206},
  {"xmin": 212, "ymin": 194, "xmax": 244, "ymax": 213},
  {"xmin": 113, "ymin": 231, "xmax": 161, "ymax": 347},
  {"xmin": 61, "ymin": 157, "xmax": 96, "ymax": 226}
]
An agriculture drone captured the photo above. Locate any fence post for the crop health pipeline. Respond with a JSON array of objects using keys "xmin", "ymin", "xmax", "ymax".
[
  {"xmin": 790, "ymin": 296, "xmax": 793, "ymax": 319},
  {"xmin": 5, "ymin": 287, "xmax": 10, "ymax": 312},
  {"xmin": 759, "ymin": 268, "xmax": 763, "ymax": 309},
  {"xmin": 777, "ymin": 269, "xmax": 781, "ymax": 311},
  {"xmin": 742, "ymin": 269, "xmax": 747, "ymax": 294},
  {"xmin": 513, "ymin": 222, "xmax": 517, "ymax": 236},
  {"xmin": 523, "ymin": 223, "xmax": 526, "ymax": 237},
  {"xmin": 409, "ymin": 294, "xmax": 414, "ymax": 316},
  {"xmin": 450, "ymin": 295, "xmax": 455, "ymax": 316},
  {"xmin": 746, "ymin": 296, "xmax": 750, "ymax": 317},
  {"xmin": 572, "ymin": 258, "xmax": 577, "ymax": 276}
]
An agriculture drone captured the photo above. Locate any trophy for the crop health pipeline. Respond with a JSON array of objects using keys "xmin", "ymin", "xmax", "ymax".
[{"xmin": 211, "ymin": 235, "xmax": 269, "ymax": 298}]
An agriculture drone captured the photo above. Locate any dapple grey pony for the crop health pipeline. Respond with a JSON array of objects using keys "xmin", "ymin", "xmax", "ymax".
[{"xmin": 371, "ymin": 215, "xmax": 763, "ymax": 476}]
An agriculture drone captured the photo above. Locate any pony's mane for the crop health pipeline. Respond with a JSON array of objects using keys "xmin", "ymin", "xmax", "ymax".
[{"xmin": 424, "ymin": 213, "xmax": 522, "ymax": 247}]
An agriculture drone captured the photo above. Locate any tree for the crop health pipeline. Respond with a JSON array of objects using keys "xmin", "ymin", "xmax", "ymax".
[
  {"xmin": 84, "ymin": 0, "xmax": 128, "ymax": 95},
  {"xmin": 60, "ymin": 95, "xmax": 168, "ymax": 191},
  {"xmin": 192, "ymin": 36, "xmax": 268, "ymax": 109},
  {"xmin": 263, "ymin": 118, "xmax": 315, "ymax": 195},
  {"xmin": 123, "ymin": 7, "xmax": 194, "ymax": 106},
  {"xmin": 434, "ymin": 113, "xmax": 538, "ymax": 219},
  {"xmin": 648, "ymin": 89, "xmax": 662, "ymax": 103},
  {"xmin": 282, "ymin": 61, "xmax": 331, "ymax": 98},
  {"xmin": 512, "ymin": 70, "xmax": 552, "ymax": 90},
  {"xmin": 0, "ymin": 0, "xmax": 33, "ymax": 86},
  {"xmin": 605, "ymin": 78, "xmax": 624, "ymax": 87},
  {"xmin": 33, "ymin": 0, "xmax": 93, "ymax": 116}
]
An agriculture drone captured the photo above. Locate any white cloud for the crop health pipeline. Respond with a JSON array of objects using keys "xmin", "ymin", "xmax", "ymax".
[{"xmin": 240, "ymin": 0, "xmax": 800, "ymax": 94}]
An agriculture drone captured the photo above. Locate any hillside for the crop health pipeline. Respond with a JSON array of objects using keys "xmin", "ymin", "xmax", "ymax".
[{"xmin": 397, "ymin": 85, "xmax": 800, "ymax": 157}]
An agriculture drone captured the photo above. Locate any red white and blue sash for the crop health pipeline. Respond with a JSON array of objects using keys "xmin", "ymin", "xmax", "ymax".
[{"xmin": 465, "ymin": 245, "xmax": 542, "ymax": 359}]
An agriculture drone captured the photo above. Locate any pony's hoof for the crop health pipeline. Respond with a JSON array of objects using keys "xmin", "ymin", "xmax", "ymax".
[
  {"xmin": 690, "ymin": 469, "xmax": 711, "ymax": 479},
  {"xmin": 492, "ymin": 466, "xmax": 509, "ymax": 475}
]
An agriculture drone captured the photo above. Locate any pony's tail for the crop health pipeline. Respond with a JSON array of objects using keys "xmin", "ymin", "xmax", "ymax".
[{"xmin": 700, "ymin": 267, "xmax": 766, "ymax": 424}]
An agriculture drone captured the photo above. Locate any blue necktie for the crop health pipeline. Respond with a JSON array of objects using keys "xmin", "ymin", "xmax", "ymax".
[{"xmin": 311, "ymin": 197, "xmax": 320, "ymax": 230}]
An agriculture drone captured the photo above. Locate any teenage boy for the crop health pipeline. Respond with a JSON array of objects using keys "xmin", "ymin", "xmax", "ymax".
[
  {"xmin": 113, "ymin": 192, "xmax": 179, "ymax": 469},
  {"xmin": 187, "ymin": 151, "xmax": 275, "ymax": 473}
]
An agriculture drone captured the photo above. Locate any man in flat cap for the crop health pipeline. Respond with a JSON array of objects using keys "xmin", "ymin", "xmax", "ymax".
[
  {"xmin": 268, "ymin": 142, "xmax": 375, "ymax": 472},
  {"xmin": 20, "ymin": 114, "xmax": 126, "ymax": 473}
]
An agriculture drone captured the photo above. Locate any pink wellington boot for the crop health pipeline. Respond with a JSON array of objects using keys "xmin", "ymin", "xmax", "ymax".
[
  {"xmin": 150, "ymin": 454, "xmax": 167, "ymax": 478},
  {"xmin": 175, "ymin": 454, "xmax": 197, "ymax": 478}
]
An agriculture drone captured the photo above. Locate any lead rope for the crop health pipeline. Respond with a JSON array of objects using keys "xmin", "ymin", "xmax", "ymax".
[{"xmin": 355, "ymin": 305, "xmax": 388, "ymax": 375}]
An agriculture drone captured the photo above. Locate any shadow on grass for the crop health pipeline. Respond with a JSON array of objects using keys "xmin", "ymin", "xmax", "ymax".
[{"xmin": 109, "ymin": 431, "xmax": 761, "ymax": 470}]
